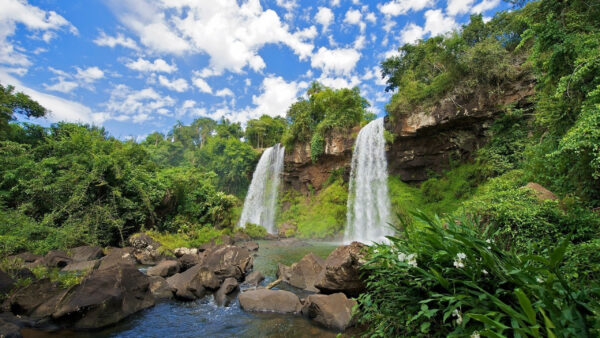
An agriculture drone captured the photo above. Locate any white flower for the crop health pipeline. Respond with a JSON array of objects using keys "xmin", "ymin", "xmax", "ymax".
[
  {"xmin": 471, "ymin": 331, "xmax": 481, "ymax": 338},
  {"xmin": 453, "ymin": 253, "xmax": 467, "ymax": 268},
  {"xmin": 397, "ymin": 252, "xmax": 407, "ymax": 261},
  {"xmin": 536, "ymin": 277, "xmax": 544, "ymax": 283},
  {"xmin": 398, "ymin": 252, "xmax": 418, "ymax": 268},
  {"xmin": 453, "ymin": 260, "xmax": 465, "ymax": 268},
  {"xmin": 457, "ymin": 252, "xmax": 467, "ymax": 260},
  {"xmin": 482, "ymin": 269, "xmax": 489, "ymax": 275},
  {"xmin": 452, "ymin": 309, "xmax": 463, "ymax": 325}
]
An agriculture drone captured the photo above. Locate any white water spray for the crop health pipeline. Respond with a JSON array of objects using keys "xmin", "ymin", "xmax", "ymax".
[
  {"xmin": 344, "ymin": 118, "xmax": 392, "ymax": 244},
  {"xmin": 238, "ymin": 143, "xmax": 285, "ymax": 234}
]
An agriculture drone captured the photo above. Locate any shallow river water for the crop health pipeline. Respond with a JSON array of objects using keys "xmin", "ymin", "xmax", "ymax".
[{"xmin": 23, "ymin": 240, "xmax": 353, "ymax": 338}]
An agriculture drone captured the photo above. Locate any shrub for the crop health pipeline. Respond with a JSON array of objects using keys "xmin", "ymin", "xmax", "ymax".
[
  {"xmin": 357, "ymin": 211, "xmax": 599, "ymax": 337},
  {"xmin": 239, "ymin": 223, "xmax": 268, "ymax": 239}
]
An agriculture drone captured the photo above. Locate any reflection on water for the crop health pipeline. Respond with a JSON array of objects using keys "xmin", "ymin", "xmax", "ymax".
[{"xmin": 23, "ymin": 240, "xmax": 351, "ymax": 338}]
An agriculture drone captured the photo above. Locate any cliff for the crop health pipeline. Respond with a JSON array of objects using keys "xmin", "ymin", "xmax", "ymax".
[{"xmin": 282, "ymin": 77, "xmax": 535, "ymax": 193}]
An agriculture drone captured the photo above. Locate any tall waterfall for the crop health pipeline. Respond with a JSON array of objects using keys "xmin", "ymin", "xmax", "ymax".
[
  {"xmin": 344, "ymin": 118, "xmax": 392, "ymax": 244},
  {"xmin": 238, "ymin": 143, "xmax": 285, "ymax": 234}
]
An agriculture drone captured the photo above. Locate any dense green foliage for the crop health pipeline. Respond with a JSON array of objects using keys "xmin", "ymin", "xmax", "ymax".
[
  {"xmin": 358, "ymin": 213, "xmax": 599, "ymax": 337},
  {"xmin": 0, "ymin": 84, "xmax": 47, "ymax": 139},
  {"xmin": 282, "ymin": 82, "xmax": 371, "ymax": 162},
  {"xmin": 245, "ymin": 115, "xmax": 287, "ymax": 148}
]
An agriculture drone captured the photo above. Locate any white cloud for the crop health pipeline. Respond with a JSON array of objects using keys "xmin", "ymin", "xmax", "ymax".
[
  {"xmin": 93, "ymin": 31, "xmax": 139, "ymax": 50},
  {"xmin": 315, "ymin": 7, "xmax": 334, "ymax": 32},
  {"xmin": 245, "ymin": 78, "xmax": 251, "ymax": 86},
  {"xmin": 103, "ymin": 84, "xmax": 176, "ymax": 123},
  {"xmin": 330, "ymin": 0, "xmax": 341, "ymax": 7},
  {"xmin": 311, "ymin": 47, "xmax": 361, "ymax": 76},
  {"xmin": 158, "ymin": 75, "xmax": 189, "ymax": 92},
  {"xmin": 176, "ymin": 99, "xmax": 207, "ymax": 118},
  {"xmin": 216, "ymin": 88, "xmax": 234, "ymax": 97},
  {"xmin": 379, "ymin": 0, "xmax": 436, "ymax": 16},
  {"xmin": 108, "ymin": 0, "xmax": 316, "ymax": 75},
  {"xmin": 44, "ymin": 66, "xmax": 104, "ymax": 93},
  {"xmin": 424, "ymin": 9, "xmax": 458, "ymax": 37},
  {"xmin": 192, "ymin": 77, "xmax": 213, "ymax": 94},
  {"xmin": 353, "ymin": 35, "xmax": 366, "ymax": 49},
  {"xmin": 400, "ymin": 22, "xmax": 425, "ymax": 44},
  {"xmin": 0, "ymin": 68, "xmax": 105, "ymax": 123},
  {"xmin": 471, "ymin": 0, "xmax": 501, "ymax": 14},
  {"xmin": 344, "ymin": 9, "xmax": 366, "ymax": 32},
  {"xmin": 317, "ymin": 74, "xmax": 361, "ymax": 89},
  {"xmin": 0, "ymin": 0, "xmax": 77, "ymax": 67},
  {"xmin": 75, "ymin": 66, "xmax": 104, "ymax": 83},
  {"xmin": 365, "ymin": 12, "xmax": 377, "ymax": 24},
  {"xmin": 125, "ymin": 58, "xmax": 177, "ymax": 73},
  {"xmin": 447, "ymin": 0, "xmax": 476, "ymax": 16},
  {"xmin": 43, "ymin": 79, "xmax": 78, "ymax": 94}
]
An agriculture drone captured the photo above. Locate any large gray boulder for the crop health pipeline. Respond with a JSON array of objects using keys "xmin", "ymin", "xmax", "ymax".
[
  {"xmin": 148, "ymin": 276, "xmax": 174, "ymax": 300},
  {"xmin": 315, "ymin": 242, "xmax": 367, "ymax": 297},
  {"xmin": 243, "ymin": 271, "xmax": 265, "ymax": 287},
  {"xmin": 9, "ymin": 252, "xmax": 41, "ymax": 263},
  {"xmin": 0, "ymin": 313, "xmax": 32, "ymax": 338},
  {"xmin": 203, "ymin": 245, "xmax": 253, "ymax": 282},
  {"xmin": 166, "ymin": 264, "xmax": 220, "ymax": 301},
  {"xmin": 69, "ymin": 246, "xmax": 103, "ymax": 262},
  {"xmin": 302, "ymin": 293, "xmax": 357, "ymax": 331},
  {"xmin": 4, "ymin": 279, "xmax": 68, "ymax": 318},
  {"xmin": 214, "ymin": 277, "xmax": 239, "ymax": 306},
  {"xmin": 97, "ymin": 247, "xmax": 137, "ymax": 270},
  {"xmin": 238, "ymin": 289, "xmax": 302, "ymax": 314},
  {"xmin": 287, "ymin": 253, "xmax": 325, "ymax": 292},
  {"xmin": 147, "ymin": 260, "xmax": 179, "ymax": 278},
  {"xmin": 61, "ymin": 259, "xmax": 100, "ymax": 272},
  {"xmin": 0, "ymin": 270, "xmax": 15, "ymax": 294},
  {"xmin": 40, "ymin": 250, "xmax": 72, "ymax": 268},
  {"xmin": 52, "ymin": 263, "xmax": 155, "ymax": 329},
  {"xmin": 178, "ymin": 253, "xmax": 202, "ymax": 272}
]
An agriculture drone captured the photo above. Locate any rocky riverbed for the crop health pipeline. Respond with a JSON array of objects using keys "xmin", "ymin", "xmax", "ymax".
[{"xmin": 0, "ymin": 237, "xmax": 368, "ymax": 337}]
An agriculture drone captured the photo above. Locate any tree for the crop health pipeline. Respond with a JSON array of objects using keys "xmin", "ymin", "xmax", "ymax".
[
  {"xmin": 245, "ymin": 115, "xmax": 287, "ymax": 148},
  {"xmin": 1, "ymin": 84, "xmax": 47, "ymax": 137}
]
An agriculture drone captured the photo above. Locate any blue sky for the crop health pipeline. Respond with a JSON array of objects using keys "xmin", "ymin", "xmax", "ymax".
[{"xmin": 0, "ymin": 0, "xmax": 510, "ymax": 140}]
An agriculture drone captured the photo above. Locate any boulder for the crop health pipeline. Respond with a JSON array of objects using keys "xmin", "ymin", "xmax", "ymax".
[
  {"xmin": 40, "ymin": 250, "xmax": 72, "ymax": 268},
  {"xmin": 9, "ymin": 252, "xmax": 41, "ymax": 263},
  {"xmin": 524, "ymin": 182, "xmax": 558, "ymax": 201},
  {"xmin": 61, "ymin": 260, "xmax": 100, "ymax": 272},
  {"xmin": 276, "ymin": 263, "xmax": 292, "ymax": 282},
  {"xmin": 7, "ymin": 268, "xmax": 35, "ymax": 281},
  {"xmin": 174, "ymin": 247, "xmax": 198, "ymax": 258},
  {"xmin": 166, "ymin": 264, "xmax": 219, "ymax": 300},
  {"xmin": 278, "ymin": 223, "xmax": 297, "ymax": 238},
  {"xmin": 214, "ymin": 277, "xmax": 239, "ymax": 306},
  {"xmin": 244, "ymin": 271, "xmax": 265, "ymax": 287},
  {"xmin": 0, "ymin": 313, "xmax": 32, "ymax": 338},
  {"xmin": 147, "ymin": 260, "xmax": 179, "ymax": 278},
  {"xmin": 178, "ymin": 253, "xmax": 202, "ymax": 271},
  {"xmin": 4, "ymin": 279, "xmax": 67, "ymax": 318},
  {"xmin": 97, "ymin": 247, "xmax": 137, "ymax": 270},
  {"xmin": 52, "ymin": 263, "xmax": 155, "ymax": 329},
  {"xmin": 302, "ymin": 293, "xmax": 357, "ymax": 331},
  {"xmin": 148, "ymin": 276, "xmax": 174, "ymax": 300},
  {"xmin": 202, "ymin": 245, "xmax": 253, "ymax": 281},
  {"xmin": 69, "ymin": 246, "xmax": 103, "ymax": 262},
  {"xmin": 0, "ymin": 270, "xmax": 15, "ymax": 294},
  {"xmin": 238, "ymin": 241, "xmax": 259, "ymax": 252},
  {"xmin": 128, "ymin": 233, "xmax": 161, "ymax": 250},
  {"xmin": 239, "ymin": 289, "xmax": 302, "ymax": 314},
  {"xmin": 315, "ymin": 242, "xmax": 367, "ymax": 297},
  {"xmin": 219, "ymin": 235, "xmax": 234, "ymax": 245},
  {"xmin": 133, "ymin": 249, "xmax": 163, "ymax": 266},
  {"xmin": 288, "ymin": 253, "xmax": 325, "ymax": 292},
  {"xmin": 232, "ymin": 232, "xmax": 251, "ymax": 243}
]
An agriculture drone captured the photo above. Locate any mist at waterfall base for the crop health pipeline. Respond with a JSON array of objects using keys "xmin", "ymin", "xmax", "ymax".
[
  {"xmin": 344, "ymin": 118, "xmax": 393, "ymax": 244},
  {"xmin": 238, "ymin": 144, "xmax": 285, "ymax": 234}
]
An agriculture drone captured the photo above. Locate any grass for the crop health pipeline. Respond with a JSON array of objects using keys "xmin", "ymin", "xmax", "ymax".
[{"xmin": 145, "ymin": 226, "xmax": 227, "ymax": 255}]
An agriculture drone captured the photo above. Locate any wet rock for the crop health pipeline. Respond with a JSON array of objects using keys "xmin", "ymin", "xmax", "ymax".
[
  {"xmin": 0, "ymin": 313, "xmax": 31, "ymax": 338},
  {"xmin": 129, "ymin": 234, "xmax": 163, "ymax": 265},
  {"xmin": 302, "ymin": 293, "xmax": 357, "ymax": 331},
  {"xmin": 40, "ymin": 250, "xmax": 72, "ymax": 268},
  {"xmin": 178, "ymin": 253, "xmax": 202, "ymax": 272},
  {"xmin": 174, "ymin": 247, "xmax": 198, "ymax": 258},
  {"xmin": 61, "ymin": 260, "xmax": 100, "ymax": 272},
  {"xmin": 0, "ymin": 270, "xmax": 15, "ymax": 294},
  {"xmin": 97, "ymin": 247, "xmax": 136, "ymax": 270},
  {"xmin": 238, "ymin": 241, "xmax": 259, "ymax": 252},
  {"xmin": 52, "ymin": 263, "xmax": 155, "ymax": 329},
  {"xmin": 148, "ymin": 276, "xmax": 174, "ymax": 300},
  {"xmin": 203, "ymin": 245, "xmax": 253, "ymax": 282},
  {"xmin": 315, "ymin": 242, "xmax": 367, "ymax": 297},
  {"xmin": 69, "ymin": 246, "xmax": 103, "ymax": 262},
  {"xmin": 147, "ymin": 260, "xmax": 179, "ymax": 278},
  {"xmin": 278, "ymin": 223, "xmax": 297, "ymax": 238},
  {"xmin": 239, "ymin": 289, "xmax": 302, "ymax": 314},
  {"xmin": 133, "ymin": 249, "xmax": 163, "ymax": 266},
  {"xmin": 524, "ymin": 182, "xmax": 557, "ymax": 201},
  {"xmin": 276, "ymin": 263, "xmax": 292, "ymax": 282},
  {"xmin": 232, "ymin": 232, "xmax": 251, "ymax": 243},
  {"xmin": 166, "ymin": 264, "xmax": 219, "ymax": 300},
  {"xmin": 288, "ymin": 253, "xmax": 325, "ymax": 292},
  {"xmin": 4, "ymin": 279, "xmax": 67, "ymax": 318},
  {"xmin": 214, "ymin": 277, "xmax": 239, "ymax": 306},
  {"xmin": 244, "ymin": 271, "xmax": 265, "ymax": 287}
]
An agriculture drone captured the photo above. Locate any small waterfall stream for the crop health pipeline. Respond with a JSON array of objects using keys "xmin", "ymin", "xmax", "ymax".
[
  {"xmin": 344, "ymin": 118, "xmax": 392, "ymax": 244},
  {"xmin": 238, "ymin": 143, "xmax": 285, "ymax": 234}
]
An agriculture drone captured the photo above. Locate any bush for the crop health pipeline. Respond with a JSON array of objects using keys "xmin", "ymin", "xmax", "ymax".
[
  {"xmin": 239, "ymin": 223, "xmax": 268, "ymax": 239},
  {"xmin": 357, "ymin": 211, "xmax": 599, "ymax": 337}
]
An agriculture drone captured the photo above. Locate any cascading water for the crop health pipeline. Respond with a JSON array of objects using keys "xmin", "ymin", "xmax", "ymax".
[
  {"xmin": 238, "ymin": 143, "xmax": 285, "ymax": 234},
  {"xmin": 344, "ymin": 117, "xmax": 392, "ymax": 244}
]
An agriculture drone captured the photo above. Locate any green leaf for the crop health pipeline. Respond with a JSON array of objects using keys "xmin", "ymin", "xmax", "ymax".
[
  {"xmin": 468, "ymin": 313, "xmax": 509, "ymax": 330},
  {"xmin": 549, "ymin": 238, "xmax": 569, "ymax": 268},
  {"xmin": 514, "ymin": 288, "xmax": 537, "ymax": 325}
]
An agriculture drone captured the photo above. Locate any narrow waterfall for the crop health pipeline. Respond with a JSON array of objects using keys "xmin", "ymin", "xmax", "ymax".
[
  {"xmin": 238, "ymin": 143, "xmax": 285, "ymax": 234},
  {"xmin": 344, "ymin": 118, "xmax": 392, "ymax": 244}
]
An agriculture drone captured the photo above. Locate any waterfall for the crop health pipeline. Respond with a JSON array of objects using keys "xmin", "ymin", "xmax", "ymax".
[
  {"xmin": 344, "ymin": 118, "xmax": 392, "ymax": 244},
  {"xmin": 238, "ymin": 143, "xmax": 285, "ymax": 234}
]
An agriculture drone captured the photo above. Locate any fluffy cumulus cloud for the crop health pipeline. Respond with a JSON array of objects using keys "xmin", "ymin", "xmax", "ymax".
[
  {"xmin": 191, "ymin": 75, "xmax": 213, "ymax": 94},
  {"xmin": 93, "ymin": 31, "xmax": 139, "ymax": 50},
  {"xmin": 379, "ymin": 0, "xmax": 436, "ymax": 16},
  {"xmin": 311, "ymin": 47, "xmax": 361, "ymax": 76},
  {"xmin": 424, "ymin": 9, "xmax": 458, "ymax": 37},
  {"xmin": 107, "ymin": 0, "xmax": 316, "ymax": 75},
  {"xmin": 44, "ymin": 66, "xmax": 105, "ymax": 93},
  {"xmin": 315, "ymin": 7, "xmax": 334, "ymax": 32},
  {"xmin": 158, "ymin": 75, "xmax": 189, "ymax": 92},
  {"xmin": 0, "ymin": 0, "xmax": 77, "ymax": 67},
  {"xmin": 471, "ymin": 0, "xmax": 501, "ymax": 14},
  {"xmin": 125, "ymin": 58, "xmax": 177, "ymax": 73},
  {"xmin": 400, "ymin": 22, "xmax": 426, "ymax": 44},
  {"xmin": 103, "ymin": 84, "xmax": 176, "ymax": 123}
]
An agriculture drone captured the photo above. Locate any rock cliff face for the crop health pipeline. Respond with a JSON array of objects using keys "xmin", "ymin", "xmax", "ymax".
[
  {"xmin": 283, "ymin": 127, "xmax": 358, "ymax": 195},
  {"xmin": 282, "ymin": 78, "xmax": 535, "ymax": 192}
]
